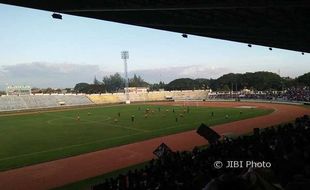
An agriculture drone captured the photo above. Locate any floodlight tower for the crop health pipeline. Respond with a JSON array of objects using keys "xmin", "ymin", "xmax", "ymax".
[{"xmin": 121, "ymin": 51, "xmax": 130, "ymax": 104}]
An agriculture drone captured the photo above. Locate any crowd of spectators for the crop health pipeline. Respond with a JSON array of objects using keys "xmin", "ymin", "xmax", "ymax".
[
  {"xmin": 281, "ymin": 87, "xmax": 310, "ymax": 102},
  {"xmin": 93, "ymin": 115, "xmax": 310, "ymax": 190},
  {"xmin": 208, "ymin": 87, "xmax": 310, "ymax": 102}
]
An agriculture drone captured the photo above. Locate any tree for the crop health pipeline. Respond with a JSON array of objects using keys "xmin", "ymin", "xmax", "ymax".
[
  {"xmin": 93, "ymin": 76, "xmax": 101, "ymax": 85},
  {"xmin": 55, "ymin": 88, "xmax": 62, "ymax": 94},
  {"xmin": 74, "ymin": 83, "xmax": 90, "ymax": 93},
  {"xmin": 222, "ymin": 84, "xmax": 230, "ymax": 92},
  {"xmin": 166, "ymin": 78, "xmax": 198, "ymax": 90},
  {"xmin": 195, "ymin": 78, "xmax": 210, "ymax": 89},
  {"xmin": 297, "ymin": 72, "xmax": 310, "ymax": 86},
  {"xmin": 214, "ymin": 73, "xmax": 243, "ymax": 91},
  {"xmin": 64, "ymin": 88, "xmax": 74, "ymax": 93},
  {"xmin": 43, "ymin": 88, "xmax": 54, "ymax": 94},
  {"xmin": 209, "ymin": 71, "xmax": 283, "ymax": 91},
  {"xmin": 129, "ymin": 74, "xmax": 149, "ymax": 87},
  {"xmin": 87, "ymin": 84, "xmax": 105, "ymax": 94},
  {"xmin": 103, "ymin": 73, "xmax": 125, "ymax": 92},
  {"xmin": 73, "ymin": 71, "xmax": 309, "ymax": 94},
  {"xmin": 150, "ymin": 81, "xmax": 166, "ymax": 91}
]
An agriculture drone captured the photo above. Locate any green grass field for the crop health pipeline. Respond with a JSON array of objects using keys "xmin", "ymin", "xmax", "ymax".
[{"xmin": 0, "ymin": 104, "xmax": 273, "ymax": 171}]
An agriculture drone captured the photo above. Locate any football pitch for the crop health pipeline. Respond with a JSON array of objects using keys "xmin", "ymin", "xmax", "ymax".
[{"xmin": 0, "ymin": 104, "xmax": 272, "ymax": 171}]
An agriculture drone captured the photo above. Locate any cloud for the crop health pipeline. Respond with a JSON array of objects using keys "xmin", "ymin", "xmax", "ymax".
[
  {"xmin": 0, "ymin": 62, "xmax": 105, "ymax": 89},
  {"xmin": 129, "ymin": 65, "xmax": 231, "ymax": 83},
  {"xmin": 0, "ymin": 62, "xmax": 231, "ymax": 90}
]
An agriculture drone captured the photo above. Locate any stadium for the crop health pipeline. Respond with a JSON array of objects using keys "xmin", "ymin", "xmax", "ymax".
[{"xmin": 0, "ymin": 1, "xmax": 309, "ymax": 190}]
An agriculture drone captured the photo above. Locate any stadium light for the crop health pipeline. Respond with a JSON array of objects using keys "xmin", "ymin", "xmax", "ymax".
[
  {"xmin": 121, "ymin": 51, "xmax": 130, "ymax": 104},
  {"xmin": 182, "ymin": 33, "xmax": 188, "ymax": 38},
  {"xmin": 121, "ymin": 51, "xmax": 129, "ymax": 59},
  {"xmin": 52, "ymin": 13, "xmax": 62, "ymax": 20}
]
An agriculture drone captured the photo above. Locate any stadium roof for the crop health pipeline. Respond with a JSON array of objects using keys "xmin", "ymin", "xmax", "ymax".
[{"xmin": 1, "ymin": 0, "xmax": 310, "ymax": 53}]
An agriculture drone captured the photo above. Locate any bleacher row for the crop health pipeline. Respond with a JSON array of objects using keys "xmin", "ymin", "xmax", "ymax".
[
  {"xmin": 0, "ymin": 95, "xmax": 93, "ymax": 111},
  {"xmin": 208, "ymin": 88, "xmax": 310, "ymax": 103},
  {"xmin": 0, "ymin": 90, "xmax": 208, "ymax": 112},
  {"xmin": 88, "ymin": 90, "xmax": 208, "ymax": 104}
]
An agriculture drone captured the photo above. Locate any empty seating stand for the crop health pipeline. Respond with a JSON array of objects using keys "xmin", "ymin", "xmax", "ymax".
[{"xmin": 0, "ymin": 95, "xmax": 93, "ymax": 112}]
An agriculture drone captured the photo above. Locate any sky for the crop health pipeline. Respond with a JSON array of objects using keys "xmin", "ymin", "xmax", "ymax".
[{"xmin": 0, "ymin": 3, "xmax": 309, "ymax": 89}]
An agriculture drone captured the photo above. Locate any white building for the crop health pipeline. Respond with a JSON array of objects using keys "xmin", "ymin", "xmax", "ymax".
[{"xmin": 6, "ymin": 85, "xmax": 31, "ymax": 95}]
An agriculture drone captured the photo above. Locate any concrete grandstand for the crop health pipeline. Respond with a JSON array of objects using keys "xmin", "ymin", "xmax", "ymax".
[
  {"xmin": 0, "ymin": 90, "xmax": 209, "ymax": 112},
  {"xmin": 2, "ymin": 88, "xmax": 310, "ymax": 112},
  {"xmin": 0, "ymin": 94, "xmax": 93, "ymax": 111},
  {"xmin": 88, "ymin": 90, "xmax": 208, "ymax": 104}
]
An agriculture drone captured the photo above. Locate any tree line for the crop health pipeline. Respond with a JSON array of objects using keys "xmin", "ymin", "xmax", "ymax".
[
  {"xmin": 74, "ymin": 71, "xmax": 310, "ymax": 93},
  {"xmin": 74, "ymin": 73, "xmax": 149, "ymax": 93},
  {"xmin": 166, "ymin": 72, "xmax": 310, "ymax": 91}
]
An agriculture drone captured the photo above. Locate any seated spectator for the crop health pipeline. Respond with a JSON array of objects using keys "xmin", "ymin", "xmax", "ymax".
[{"xmin": 93, "ymin": 115, "xmax": 310, "ymax": 190}]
